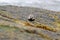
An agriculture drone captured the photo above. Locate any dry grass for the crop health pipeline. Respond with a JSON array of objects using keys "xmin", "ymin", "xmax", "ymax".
[
  {"xmin": 0, "ymin": 11, "xmax": 57, "ymax": 32},
  {"xmin": 0, "ymin": 24, "xmax": 53, "ymax": 40},
  {"xmin": 0, "ymin": 7, "xmax": 60, "ymax": 40}
]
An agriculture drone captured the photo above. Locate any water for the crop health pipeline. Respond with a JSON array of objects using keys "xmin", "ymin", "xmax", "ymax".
[{"xmin": 0, "ymin": 0, "xmax": 60, "ymax": 12}]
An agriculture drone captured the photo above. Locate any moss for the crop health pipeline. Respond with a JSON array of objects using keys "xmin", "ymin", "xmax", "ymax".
[{"xmin": 0, "ymin": 25, "xmax": 20, "ymax": 31}]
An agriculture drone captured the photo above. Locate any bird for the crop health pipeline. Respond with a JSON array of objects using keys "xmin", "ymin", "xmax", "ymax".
[{"xmin": 28, "ymin": 14, "xmax": 35, "ymax": 21}]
